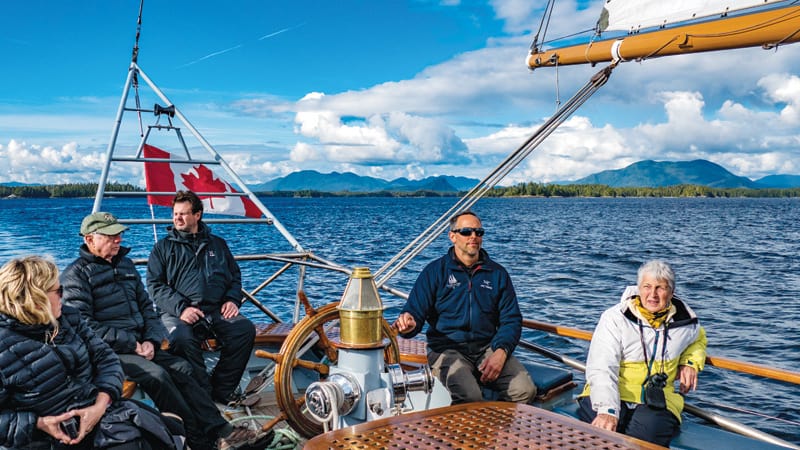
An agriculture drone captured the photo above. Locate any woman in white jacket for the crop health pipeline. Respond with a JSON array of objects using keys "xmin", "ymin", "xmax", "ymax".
[{"xmin": 577, "ymin": 260, "xmax": 707, "ymax": 447}]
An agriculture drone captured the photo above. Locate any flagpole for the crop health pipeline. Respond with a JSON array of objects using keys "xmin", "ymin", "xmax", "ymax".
[
  {"xmin": 149, "ymin": 204, "xmax": 158, "ymax": 244},
  {"xmin": 132, "ymin": 63, "xmax": 305, "ymax": 252}
]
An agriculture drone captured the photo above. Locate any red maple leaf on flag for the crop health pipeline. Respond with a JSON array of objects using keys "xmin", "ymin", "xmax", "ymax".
[
  {"xmin": 143, "ymin": 144, "xmax": 262, "ymax": 218},
  {"xmin": 181, "ymin": 165, "xmax": 227, "ymax": 210}
]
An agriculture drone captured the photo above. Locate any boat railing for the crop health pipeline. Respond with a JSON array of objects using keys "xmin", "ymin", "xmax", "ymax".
[
  {"xmin": 120, "ymin": 218, "xmax": 274, "ymax": 225},
  {"xmin": 132, "ymin": 250, "xmax": 412, "ymax": 327},
  {"xmin": 131, "ymin": 251, "xmax": 358, "ymax": 323},
  {"xmin": 521, "ymin": 319, "xmax": 800, "ymax": 386}
]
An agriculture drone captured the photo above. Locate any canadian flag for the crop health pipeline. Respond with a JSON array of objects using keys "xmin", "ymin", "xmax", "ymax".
[{"xmin": 143, "ymin": 144, "xmax": 262, "ymax": 218}]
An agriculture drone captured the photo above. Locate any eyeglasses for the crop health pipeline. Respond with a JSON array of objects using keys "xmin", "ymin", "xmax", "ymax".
[
  {"xmin": 49, "ymin": 286, "xmax": 63, "ymax": 297},
  {"xmin": 93, "ymin": 232, "xmax": 123, "ymax": 240},
  {"xmin": 452, "ymin": 227, "xmax": 485, "ymax": 237}
]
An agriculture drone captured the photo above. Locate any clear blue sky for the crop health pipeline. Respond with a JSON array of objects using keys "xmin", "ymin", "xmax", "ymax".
[{"xmin": 2, "ymin": 0, "xmax": 800, "ymax": 186}]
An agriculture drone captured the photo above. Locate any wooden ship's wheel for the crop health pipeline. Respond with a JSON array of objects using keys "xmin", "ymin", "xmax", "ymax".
[{"xmin": 256, "ymin": 300, "xmax": 400, "ymax": 438}]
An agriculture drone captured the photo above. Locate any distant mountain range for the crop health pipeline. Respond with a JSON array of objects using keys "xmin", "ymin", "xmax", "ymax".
[
  {"xmin": 755, "ymin": 174, "xmax": 800, "ymax": 188},
  {"xmin": 249, "ymin": 170, "xmax": 480, "ymax": 193},
  {"xmin": 4, "ymin": 160, "xmax": 800, "ymax": 193},
  {"xmin": 0, "ymin": 182, "xmax": 40, "ymax": 187},
  {"xmin": 249, "ymin": 161, "xmax": 800, "ymax": 192},
  {"xmin": 567, "ymin": 160, "xmax": 800, "ymax": 189}
]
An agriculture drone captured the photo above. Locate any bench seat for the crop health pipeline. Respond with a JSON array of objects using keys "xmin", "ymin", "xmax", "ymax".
[{"xmin": 525, "ymin": 362, "xmax": 575, "ymax": 402}]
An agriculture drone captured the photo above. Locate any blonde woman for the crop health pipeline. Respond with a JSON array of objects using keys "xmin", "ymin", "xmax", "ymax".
[{"xmin": 0, "ymin": 256, "xmax": 176, "ymax": 449}]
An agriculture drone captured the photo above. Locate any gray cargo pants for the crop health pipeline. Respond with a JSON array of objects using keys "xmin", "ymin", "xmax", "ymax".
[{"xmin": 428, "ymin": 346, "xmax": 536, "ymax": 404}]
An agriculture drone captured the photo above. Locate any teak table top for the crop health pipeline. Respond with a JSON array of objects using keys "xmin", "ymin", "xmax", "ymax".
[{"xmin": 305, "ymin": 401, "xmax": 665, "ymax": 449}]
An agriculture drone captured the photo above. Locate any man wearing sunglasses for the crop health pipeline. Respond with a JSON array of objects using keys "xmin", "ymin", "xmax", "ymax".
[{"xmin": 394, "ymin": 211, "xmax": 536, "ymax": 405}]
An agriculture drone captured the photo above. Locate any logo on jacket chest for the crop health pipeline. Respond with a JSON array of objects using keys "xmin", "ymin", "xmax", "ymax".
[
  {"xmin": 446, "ymin": 274, "xmax": 460, "ymax": 289},
  {"xmin": 445, "ymin": 274, "xmax": 493, "ymax": 291}
]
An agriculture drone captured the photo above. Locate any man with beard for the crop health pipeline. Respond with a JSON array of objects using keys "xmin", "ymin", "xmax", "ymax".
[
  {"xmin": 147, "ymin": 191, "xmax": 256, "ymax": 407},
  {"xmin": 394, "ymin": 210, "xmax": 536, "ymax": 405}
]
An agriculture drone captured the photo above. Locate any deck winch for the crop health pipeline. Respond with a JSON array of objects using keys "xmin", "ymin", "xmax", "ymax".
[{"xmin": 304, "ymin": 267, "xmax": 450, "ymax": 430}]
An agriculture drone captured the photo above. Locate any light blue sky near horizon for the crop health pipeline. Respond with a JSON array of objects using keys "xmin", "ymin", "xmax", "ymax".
[{"xmin": 2, "ymin": 0, "xmax": 800, "ymax": 187}]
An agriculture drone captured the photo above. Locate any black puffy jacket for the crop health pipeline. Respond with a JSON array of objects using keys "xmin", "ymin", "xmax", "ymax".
[
  {"xmin": 61, "ymin": 245, "xmax": 166, "ymax": 354},
  {"xmin": 0, "ymin": 306, "xmax": 123, "ymax": 448},
  {"xmin": 146, "ymin": 222, "xmax": 243, "ymax": 318}
]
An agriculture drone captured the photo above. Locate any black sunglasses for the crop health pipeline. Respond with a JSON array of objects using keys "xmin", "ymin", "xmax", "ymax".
[
  {"xmin": 50, "ymin": 286, "xmax": 64, "ymax": 296},
  {"xmin": 452, "ymin": 227, "xmax": 485, "ymax": 237}
]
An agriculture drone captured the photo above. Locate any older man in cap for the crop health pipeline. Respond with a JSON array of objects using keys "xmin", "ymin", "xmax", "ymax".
[{"xmin": 60, "ymin": 212, "xmax": 252, "ymax": 450}]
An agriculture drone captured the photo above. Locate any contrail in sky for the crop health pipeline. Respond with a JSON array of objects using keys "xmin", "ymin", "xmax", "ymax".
[
  {"xmin": 178, "ymin": 23, "xmax": 306, "ymax": 69},
  {"xmin": 258, "ymin": 23, "xmax": 305, "ymax": 40},
  {"xmin": 178, "ymin": 45, "xmax": 244, "ymax": 68}
]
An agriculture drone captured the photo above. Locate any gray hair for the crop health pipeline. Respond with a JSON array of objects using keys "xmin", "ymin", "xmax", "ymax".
[{"xmin": 637, "ymin": 260, "xmax": 675, "ymax": 291}]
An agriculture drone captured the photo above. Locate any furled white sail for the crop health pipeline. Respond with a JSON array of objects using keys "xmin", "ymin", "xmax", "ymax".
[{"xmin": 601, "ymin": 0, "xmax": 786, "ymax": 32}]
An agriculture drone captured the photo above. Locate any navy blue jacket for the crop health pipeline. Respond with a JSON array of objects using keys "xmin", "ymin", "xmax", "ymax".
[
  {"xmin": 147, "ymin": 222, "xmax": 243, "ymax": 318},
  {"xmin": 61, "ymin": 245, "xmax": 166, "ymax": 354},
  {"xmin": 0, "ymin": 306, "xmax": 123, "ymax": 448},
  {"xmin": 400, "ymin": 247, "xmax": 522, "ymax": 357}
]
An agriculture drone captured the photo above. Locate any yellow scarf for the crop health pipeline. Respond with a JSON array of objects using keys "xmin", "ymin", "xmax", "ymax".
[{"xmin": 633, "ymin": 296, "xmax": 675, "ymax": 329}]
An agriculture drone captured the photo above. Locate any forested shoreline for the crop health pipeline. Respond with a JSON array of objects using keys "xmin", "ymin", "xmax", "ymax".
[
  {"xmin": 0, "ymin": 183, "xmax": 143, "ymax": 198},
  {"xmin": 2, "ymin": 182, "xmax": 799, "ymax": 199},
  {"xmin": 484, "ymin": 182, "xmax": 800, "ymax": 198}
]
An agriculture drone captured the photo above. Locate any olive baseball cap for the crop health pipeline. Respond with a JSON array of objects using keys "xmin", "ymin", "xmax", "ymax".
[{"xmin": 80, "ymin": 212, "xmax": 129, "ymax": 236}]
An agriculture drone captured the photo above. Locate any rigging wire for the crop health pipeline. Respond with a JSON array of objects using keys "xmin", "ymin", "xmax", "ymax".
[
  {"xmin": 554, "ymin": 57, "xmax": 560, "ymax": 109},
  {"xmin": 131, "ymin": 0, "xmax": 143, "ymax": 64},
  {"xmin": 530, "ymin": 0, "xmax": 556, "ymax": 52},
  {"xmin": 539, "ymin": 28, "xmax": 597, "ymax": 47},
  {"xmin": 529, "ymin": 3, "xmax": 594, "ymax": 51},
  {"xmin": 132, "ymin": 0, "xmax": 145, "ymax": 137},
  {"xmin": 699, "ymin": 401, "xmax": 800, "ymax": 427},
  {"xmin": 374, "ymin": 64, "xmax": 617, "ymax": 287}
]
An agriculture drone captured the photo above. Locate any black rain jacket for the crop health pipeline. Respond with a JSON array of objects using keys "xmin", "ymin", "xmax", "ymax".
[{"xmin": 146, "ymin": 222, "xmax": 242, "ymax": 318}]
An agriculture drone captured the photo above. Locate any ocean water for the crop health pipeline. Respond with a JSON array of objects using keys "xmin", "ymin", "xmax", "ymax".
[{"xmin": 1, "ymin": 196, "xmax": 798, "ymax": 443}]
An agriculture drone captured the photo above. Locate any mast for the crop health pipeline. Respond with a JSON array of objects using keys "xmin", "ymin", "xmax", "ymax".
[
  {"xmin": 93, "ymin": 1, "xmax": 144, "ymax": 213},
  {"xmin": 529, "ymin": 4, "xmax": 800, "ymax": 69}
]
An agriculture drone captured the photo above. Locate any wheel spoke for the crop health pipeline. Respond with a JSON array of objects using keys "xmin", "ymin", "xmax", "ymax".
[
  {"xmin": 291, "ymin": 357, "xmax": 330, "ymax": 376},
  {"xmin": 313, "ymin": 324, "xmax": 338, "ymax": 363}
]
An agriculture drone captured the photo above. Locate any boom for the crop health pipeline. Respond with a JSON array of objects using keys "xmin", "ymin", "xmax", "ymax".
[{"xmin": 529, "ymin": 4, "xmax": 800, "ymax": 69}]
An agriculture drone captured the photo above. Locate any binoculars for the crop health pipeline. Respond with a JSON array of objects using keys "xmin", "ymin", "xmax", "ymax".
[{"xmin": 643, "ymin": 372, "xmax": 668, "ymax": 410}]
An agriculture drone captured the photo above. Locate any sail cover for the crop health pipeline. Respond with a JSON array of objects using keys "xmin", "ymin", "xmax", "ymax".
[{"xmin": 600, "ymin": 0, "xmax": 786, "ymax": 32}]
